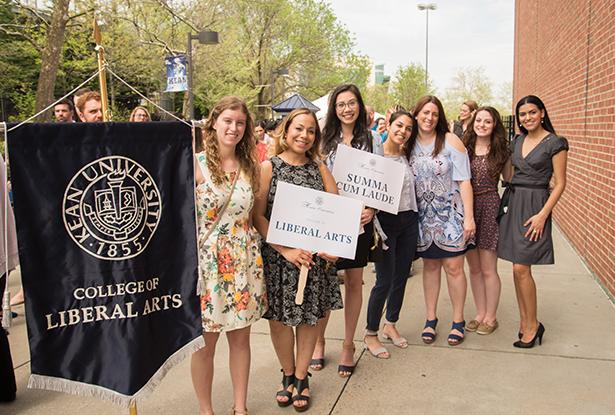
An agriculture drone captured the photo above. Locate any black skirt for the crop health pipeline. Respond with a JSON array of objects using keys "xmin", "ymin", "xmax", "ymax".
[{"xmin": 337, "ymin": 221, "xmax": 375, "ymax": 270}]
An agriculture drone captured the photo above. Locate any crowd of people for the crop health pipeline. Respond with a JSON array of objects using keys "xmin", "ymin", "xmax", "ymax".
[
  {"xmin": 191, "ymin": 85, "xmax": 568, "ymax": 414},
  {"xmin": 48, "ymin": 88, "xmax": 154, "ymax": 124},
  {"xmin": 1, "ymin": 84, "xmax": 568, "ymax": 413}
]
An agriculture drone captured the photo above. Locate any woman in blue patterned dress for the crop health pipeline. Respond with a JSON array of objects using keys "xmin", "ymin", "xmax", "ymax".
[{"xmin": 408, "ymin": 95, "xmax": 475, "ymax": 346}]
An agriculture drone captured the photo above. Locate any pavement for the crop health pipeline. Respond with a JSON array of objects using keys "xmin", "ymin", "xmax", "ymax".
[{"xmin": 3, "ymin": 226, "xmax": 615, "ymax": 415}]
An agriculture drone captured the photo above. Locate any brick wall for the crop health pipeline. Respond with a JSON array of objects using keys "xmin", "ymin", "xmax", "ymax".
[{"xmin": 514, "ymin": 0, "xmax": 615, "ymax": 295}]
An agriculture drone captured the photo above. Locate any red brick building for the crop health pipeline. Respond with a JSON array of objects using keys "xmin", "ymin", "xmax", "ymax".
[{"xmin": 513, "ymin": 0, "xmax": 614, "ymax": 295}]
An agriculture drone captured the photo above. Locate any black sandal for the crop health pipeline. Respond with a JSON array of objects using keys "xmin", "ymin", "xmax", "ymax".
[
  {"xmin": 292, "ymin": 373, "xmax": 312, "ymax": 412},
  {"xmin": 276, "ymin": 369, "xmax": 295, "ymax": 407}
]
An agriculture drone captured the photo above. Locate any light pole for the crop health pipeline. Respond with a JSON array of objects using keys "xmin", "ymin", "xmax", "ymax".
[
  {"xmin": 417, "ymin": 3, "xmax": 437, "ymax": 87},
  {"xmin": 187, "ymin": 30, "xmax": 219, "ymax": 120},
  {"xmin": 270, "ymin": 68, "xmax": 289, "ymax": 118}
]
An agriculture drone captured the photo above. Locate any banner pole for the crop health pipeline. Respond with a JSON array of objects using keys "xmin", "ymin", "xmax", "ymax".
[{"xmin": 93, "ymin": 19, "xmax": 110, "ymax": 121}]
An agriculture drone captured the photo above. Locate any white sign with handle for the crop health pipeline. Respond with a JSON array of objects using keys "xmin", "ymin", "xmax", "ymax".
[
  {"xmin": 331, "ymin": 144, "xmax": 405, "ymax": 214},
  {"xmin": 266, "ymin": 181, "xmax": 363, "ymax": 305}
]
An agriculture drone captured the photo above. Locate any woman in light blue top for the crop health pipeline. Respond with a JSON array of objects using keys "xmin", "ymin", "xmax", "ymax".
[
  {"xmin": 408, "ymin": 95, "xmax": 475, "ymax": 347},
  {"xmin": 364, "ymin": 110, "xmax": 419, "ymax": 358}
]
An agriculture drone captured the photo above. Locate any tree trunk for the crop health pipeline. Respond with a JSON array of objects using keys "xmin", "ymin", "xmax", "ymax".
[{"xmin": 34, "ymin": 0, "xmax": 71, "ymax": 121}]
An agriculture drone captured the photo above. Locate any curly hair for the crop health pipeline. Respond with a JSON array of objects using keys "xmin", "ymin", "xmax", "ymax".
[
  {"xmin": 273, "ymin": 108, "xmax": 322, "ymax": 160},
  {"xmin": 200, "ymin": 96, "xmax": 260, "ymax": 192},
  {"xmin": 463, "ymin": 106, "xmax": 511, "ymax": 181}
]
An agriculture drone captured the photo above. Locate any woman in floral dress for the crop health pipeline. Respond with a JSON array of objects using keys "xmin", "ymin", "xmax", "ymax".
[
  {"xmin": 462, "ymin": 107, "xmax": 511, "ymax": 336},
  {"xmin": 191, "ymin": 96, "xmax": 266, "ymax": 415}
]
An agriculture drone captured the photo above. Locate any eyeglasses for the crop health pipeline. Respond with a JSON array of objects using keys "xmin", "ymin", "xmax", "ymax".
[{"xmin": 335, "ymin": 99, "xmax": 358, "ymax": 111}]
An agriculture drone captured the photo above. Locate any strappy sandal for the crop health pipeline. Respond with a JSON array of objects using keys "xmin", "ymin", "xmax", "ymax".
[
  {"xmin": 363, "ymin": 335, "xmax": 390, "ymax": 359},
  {"xmin": 230, "ymin": 407, "xmax": 248, "ymax": 415},
  {"xmin": 382, "ymin": 324, "xmax": 409, "ymax": 349},
  {"xmin": 421, "ymin": 318, "xmax": 438, "ymax": 344},
  {"xmin": 309, "ymin": 340, "xmax": 325, "ymax": 371},
  {"xmin": 447, "ymin": 320, "xmax": 466, "ymax": 346},
  {"xmin": 276, "ymin": 369, "xmax": 295, "ymax": 407},
  {"xmin": 292, "ymin": 373, "xmax": 312, "ymax": 412},
  {"xmin": 337, "ymin": 342, "xmax": 356, "ymax": 378}
]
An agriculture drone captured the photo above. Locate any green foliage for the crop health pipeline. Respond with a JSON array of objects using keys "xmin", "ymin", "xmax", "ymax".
[
  {"xmin": 363, "ymin": 84, "xmax": 393, "ymax": 114},
  {"xmin": 0, "ymin": 0, "xmax": 371, "ymax": 121},
  {"xmin": 391, "ymin": 63, "xmax": 433, "ymax": 111},
  {"xmin": 442, "ymin": 66, "xmax": 494, "ymax": 119}
]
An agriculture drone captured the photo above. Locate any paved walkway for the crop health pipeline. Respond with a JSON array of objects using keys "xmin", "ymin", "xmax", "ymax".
[{"xmin": 4, "ymin": 226, "xmax": 615, "ymax": 414}]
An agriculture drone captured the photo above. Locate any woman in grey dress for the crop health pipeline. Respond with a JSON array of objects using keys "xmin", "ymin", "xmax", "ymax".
[{"xmin": 498, "ymin": 95, "xmax": 568, "ymax": 348}]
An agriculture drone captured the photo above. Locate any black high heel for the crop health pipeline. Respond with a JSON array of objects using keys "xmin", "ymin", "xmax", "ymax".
[
  {"xmin": 513, "ymin": 323, "xmax": 544, "ymax": 348},
  {"xmin": 292, "ymin": 373, "xmax": 312, "ymax": 412},
  {"xmin": 276, "ymin": 369, "xmax": 295, "ymax": 407}
]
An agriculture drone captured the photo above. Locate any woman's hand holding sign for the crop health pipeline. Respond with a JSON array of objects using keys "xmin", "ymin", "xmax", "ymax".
[
  {"xmin": 317, "ymin": 252, "xmax": 338, "ymax": 263},
  {"xmin": 280, "ymin": 247, "xmax": 314, "ymax": 270},
  {"xmin": 360, "ymin": 207, "xmax": 375, "ymax": 226}
]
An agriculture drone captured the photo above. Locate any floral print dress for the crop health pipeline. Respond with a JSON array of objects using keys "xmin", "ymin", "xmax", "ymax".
[
  {"xmin": 195, "ymin": 152, "xmax": 267, "ymax": 332},
  {"xmin": 409, "ymin": 139, "xmax": 473, "ymax": 258}
]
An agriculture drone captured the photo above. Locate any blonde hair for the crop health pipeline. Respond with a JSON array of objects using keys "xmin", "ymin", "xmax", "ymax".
[
  {"xmin": 201, "ymin": 96, "xmax": 260, "ymax": 192},
  {"xmin": 129, "ymin": 106, "xmax": 151, "ymax": 121},
  {"xmin": 273, "ymin": 108, "xmax": 322, "ymax": 161}
]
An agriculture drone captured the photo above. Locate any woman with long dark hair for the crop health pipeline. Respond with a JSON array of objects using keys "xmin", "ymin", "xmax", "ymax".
[
  {"xmin": 498, "ymin": 95, "xmax": 568, "ymax": 348},
  {"xmin": 363, "ymin": 110, "xmax": 418, "ymax": 358},
  {"xmin": 462, "ymin": 106, "xmax": 511, "ymax": 335},
  {"xmin": 408, "ymin": 95, "xmax": 475, "ymax": 347},
  {"xmin": 311, "ymin": 84, "xmax": 383, "ymax": 377}
]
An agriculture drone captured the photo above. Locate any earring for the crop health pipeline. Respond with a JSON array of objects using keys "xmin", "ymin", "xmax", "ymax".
[{"xmin": 541, "ymin": 118, "xmax": 544, "ymax": 124}]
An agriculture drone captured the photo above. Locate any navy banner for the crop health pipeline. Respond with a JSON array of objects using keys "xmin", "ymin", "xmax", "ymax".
[
  {"xmin": 7, "ymin": 122, "xmax": 203, "ymax": 406},
  {"xmin": 165, "ymin": 55, "xmax": 188, "ymax": 92}
]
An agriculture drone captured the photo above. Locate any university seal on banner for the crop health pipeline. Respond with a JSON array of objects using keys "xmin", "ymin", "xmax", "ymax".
[{"xmin": 62, "ymin": 156, "xmax": 162, "ymax": 260}]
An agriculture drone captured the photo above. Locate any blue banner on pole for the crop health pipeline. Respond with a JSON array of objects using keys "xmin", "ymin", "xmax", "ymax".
[{"xmin": 165, "ymin": 55, "xmax": 188, "ymax": 92}]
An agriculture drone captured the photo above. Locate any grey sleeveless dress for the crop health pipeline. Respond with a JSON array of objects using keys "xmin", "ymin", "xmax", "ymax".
[{"xmin": 497, "ymin": 134, "xmax": 568, "ymax": 265}]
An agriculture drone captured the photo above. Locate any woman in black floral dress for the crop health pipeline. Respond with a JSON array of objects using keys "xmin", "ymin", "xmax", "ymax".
[{"xmin": 253, "ymin": 108, "xmax": 342, "ymax": 412}]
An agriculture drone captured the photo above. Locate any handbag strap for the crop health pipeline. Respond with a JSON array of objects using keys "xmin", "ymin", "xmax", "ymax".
[{"xmin": 199, "ymin": 169, "xmax": 240, "ymax": 243}]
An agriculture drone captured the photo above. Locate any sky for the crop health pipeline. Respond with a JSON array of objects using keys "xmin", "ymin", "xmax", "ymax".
[{"xmin": 328, "ymin": 0, "xmax": 515, "ymax": 95}]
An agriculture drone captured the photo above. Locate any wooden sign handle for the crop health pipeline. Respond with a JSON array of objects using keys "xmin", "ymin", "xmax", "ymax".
[{"xmin": 294, "ymin": 265, "xmax": 309, "ymax": 305}]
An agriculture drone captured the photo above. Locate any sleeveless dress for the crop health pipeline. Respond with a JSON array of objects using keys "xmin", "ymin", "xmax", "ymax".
[
  {"xmin": 195, "ymin": 152, "xmax": 267, "ymax": 332},
  {"xmin": 409, "ymin": 139, "xmax": 474, "ymax": 258},
  {"xmin": 498, "ymin": 134, "xmax": 568, "ymax": 265},
  {"xmin": 262, "ymin": 156, "xmax": 343, "ymax": 326},
  {"xmin": 470, "ymin": 155, "xmax": 500, "ymax": 251}
]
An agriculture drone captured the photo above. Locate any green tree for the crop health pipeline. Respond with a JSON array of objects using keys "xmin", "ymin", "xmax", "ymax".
[
  {"xmin": 493, "ymin": 81, "xmax": 512, "ymax": 115},
  {"xmin": 363, "ymin": 83, "xmax": 393, "ymax": 114},
  {"xmin": 391, "ymin": 63, "xmax": 432, "ymax": 110},
  {"xmin": 443, "ymin": 66, "xmax": 494, "ymax": 119},
  {"xmin": 1, "ymin": 0, "xmax": 370, "ymax": 121}
]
